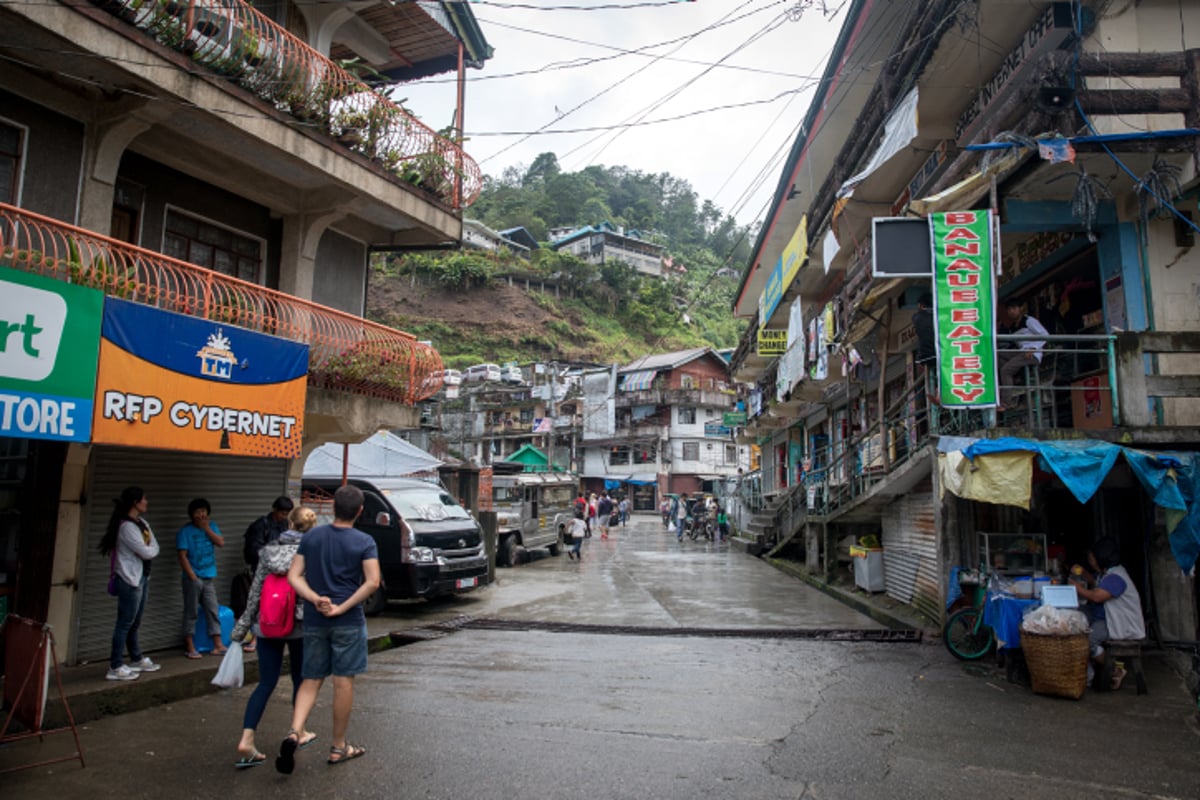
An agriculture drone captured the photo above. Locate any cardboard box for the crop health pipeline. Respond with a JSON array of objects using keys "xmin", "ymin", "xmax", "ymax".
[{"xmin": 1071, "ymin": 375, "xmax": 1112, "ymax": 429}]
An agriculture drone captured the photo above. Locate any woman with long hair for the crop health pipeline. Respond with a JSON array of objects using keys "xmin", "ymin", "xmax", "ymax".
[
  {"xmin": 99, "ymin": 487, "xmax": 161, "ymax": 681},
  {"xmin": 229, "ymin": 505, "xmax": 318, "ymax": 768}
]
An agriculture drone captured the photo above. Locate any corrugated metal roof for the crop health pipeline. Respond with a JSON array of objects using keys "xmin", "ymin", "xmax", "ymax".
[{"xmin": 620, "ymin": 347, "xmax": 715, "ymax": 373}]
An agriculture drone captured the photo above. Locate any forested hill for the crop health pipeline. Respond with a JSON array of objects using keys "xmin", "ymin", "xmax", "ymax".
[{"xmin": 367, "ymin": 153, "xmax": 756, "ymax": 368}]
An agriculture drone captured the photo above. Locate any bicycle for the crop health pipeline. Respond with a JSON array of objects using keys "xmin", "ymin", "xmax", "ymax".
[{"xmin": 942, "ymin": 563, "xmax": 995, "ymax": 660}]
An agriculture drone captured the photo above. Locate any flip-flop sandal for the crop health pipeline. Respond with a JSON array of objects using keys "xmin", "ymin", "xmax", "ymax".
[
  {"xmin": 184, "ymin": 651, "xmax": 203, "ymax": 660},
  {"xmin": 275, "ymin": 735, "xmax": 299, "ymax": 775},
  {"xmin": 234, "ymin": 750, "xmax": 266, "ymax": 769},
  {"xmin": 298, "ymin": 733, "xmax": 318, "ymax": 750},
  {"xmin": 327, "ymin": 743, "xmax": 366, "ymax": 765}
]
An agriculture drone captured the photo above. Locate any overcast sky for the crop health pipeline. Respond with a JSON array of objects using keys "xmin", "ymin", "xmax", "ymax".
[{"xmin": 399, "ymin": 0, "xmax": 848, "ymax": 227}]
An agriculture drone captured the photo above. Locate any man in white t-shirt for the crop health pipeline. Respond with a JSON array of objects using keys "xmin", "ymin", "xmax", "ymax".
[{"xmin": 998, "ymin": 300, "xmax": 1049, "ymax": 410}]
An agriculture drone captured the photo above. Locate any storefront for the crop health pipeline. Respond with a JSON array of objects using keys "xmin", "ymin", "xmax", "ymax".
[{"xmin": 66, "ymin": 297, "xmax": 309, "ymax": 663}]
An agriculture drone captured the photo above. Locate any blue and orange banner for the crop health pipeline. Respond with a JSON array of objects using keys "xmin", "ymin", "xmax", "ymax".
[{"xmin": 92, "ymin": 299, "xmax": 308, "ymax": 457}]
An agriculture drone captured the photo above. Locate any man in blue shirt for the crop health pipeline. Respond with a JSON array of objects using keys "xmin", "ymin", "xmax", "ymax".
[
  {"xmin": 277, "ymin": 484, "xmax": 380, "ymax": 773},
  {"xmin": 177, "ymin": 498, "xmax": 226, "ymax": 658}
]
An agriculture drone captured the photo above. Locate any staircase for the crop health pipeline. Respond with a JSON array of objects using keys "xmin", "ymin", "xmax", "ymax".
[{"xmin": 732, "ymin": 483, "xmax": 805, "ymax": 556}]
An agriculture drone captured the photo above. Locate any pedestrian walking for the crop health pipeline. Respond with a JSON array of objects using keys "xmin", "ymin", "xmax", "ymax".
[
  {"xmin": 618, "ymin": 496, "xmax": 630, "ymax": 527},
  {"xmin": 567, "ymin": 512, "xmax": 586, "ymax": 560},
  {"xmin": 716, "ymin": 504, "xmax": 729, "ymax": 542},
  {"xmin": 237, "ymin": 496, "xmax": 293, "ymax": 653},
  {"xmin": 99, "ymin": 487, "xmax": 161, "ymax": 681},
  {"xmin": 660, "ymin": 497, "xmax": 671, "ymax": 527},
  {"xmin": 178, "ymin": 497, "xmax": 227, "ymax": 659},
  {"xmin": 598, "ymin": 491, "xmax": 613, "ymax": 540},
  {"xmin": 230, "ymin": 506, "xmax": 319, "ymax": 769},
  {"xmin": 276, "ymin": 484, "xmax": 381, "ymax": 774},
  {"xmin": 587, "ymin": 493, "xmax": 598, "ymax": 537}
]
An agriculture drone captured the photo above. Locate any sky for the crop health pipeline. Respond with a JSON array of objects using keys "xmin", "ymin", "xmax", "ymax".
[{"xmin": 398, "ymin": 0, "xmax": 850, "ymax": 228}]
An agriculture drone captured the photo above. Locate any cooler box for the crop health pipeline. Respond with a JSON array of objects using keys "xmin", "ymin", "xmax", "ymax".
[
  {"xmin": 194, "ymin": 604, "xmax": 234, "ymax": 652},
  {"xmin": 850, "ymin": 547, "xmax": 885, "ymax": 592}
]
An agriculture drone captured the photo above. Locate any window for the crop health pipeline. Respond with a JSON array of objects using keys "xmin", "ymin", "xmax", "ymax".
[
  {"xmin": 682, "ymin": 442, "xmax": 699, "ymax": 460},
  {"xmin": 0, "ymin": 122, "xmax": 22, "ymax": 205},
  {"xmin": 633, "ymin": 445, "xmax": 656, "ymax": 464},
  {"xmin": 678, "ymin": 407, "xmax": 696, "ymax": 424},
  {"xmin": 164, "ymin": 209, "xmax": 262, "ymax": 282},
  {"xmin": 680, "ymin": 373, "xmax": 696, "ymax": 389},
  {"xmin": 726, "ymin": 445, "xmax": 738, "ymax": 464},
  {"xmin": 610, "ymin": 447, "xmax": 631, "ymax": 465},
  {"xmin": 519, "ymin": 408, "xmax": 534, "ymax": 424}
]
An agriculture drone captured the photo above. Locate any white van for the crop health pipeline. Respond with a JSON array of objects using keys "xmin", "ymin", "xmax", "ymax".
[
  {"xmin": 501, "ymin": 365, "xmax": 523, "ymax": 384},
  {"xmin": 440, "ymin": 369, "xmax": 463, "ymax": 386},
  {"xmin": 465, "ymin": 363, "xmax": 501, "ymax": 382}
]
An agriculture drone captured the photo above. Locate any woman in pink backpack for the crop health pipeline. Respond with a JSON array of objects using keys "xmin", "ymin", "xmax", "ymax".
[{"xmin": 229, "ymin": 505, "xmax": 319, "ymax": 768}]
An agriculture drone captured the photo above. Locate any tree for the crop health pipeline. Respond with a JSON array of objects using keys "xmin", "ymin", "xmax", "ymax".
[{"xmin": 523, "ymin": 152, "xmax": 561, "ymax": 189}]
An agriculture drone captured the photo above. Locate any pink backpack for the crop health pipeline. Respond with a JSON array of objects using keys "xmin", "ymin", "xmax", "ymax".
[{"xmin": 259, "ymin": 573, "xmax": 296, "ymax": 638}]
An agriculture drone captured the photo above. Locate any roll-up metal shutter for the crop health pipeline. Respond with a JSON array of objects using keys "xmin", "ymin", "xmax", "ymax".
[
  {"xmin": 881, "ymin": 492, "xmax": 940, "ymax": 623},
  {"xmin": 73, "ymin": 447, "xmax": 287, "ymax": 664}
]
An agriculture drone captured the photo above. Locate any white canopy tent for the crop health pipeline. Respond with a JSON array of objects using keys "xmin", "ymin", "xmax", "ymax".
[{"xmin": 304, "ymin": 430, "xmax": 443, "ymax": 478}]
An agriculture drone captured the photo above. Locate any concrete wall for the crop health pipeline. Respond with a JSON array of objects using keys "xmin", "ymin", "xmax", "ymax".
[
  {"xmin": 313, "ymin": 228, "xmax": 367, "ymax": 315},
  {"xmin": 1142, "ymin": 210, "xmax": 1200, "ymax": 425},
  {"xmin": 0, "ymin": 89, "xmax": 83, "ymax": 222}
]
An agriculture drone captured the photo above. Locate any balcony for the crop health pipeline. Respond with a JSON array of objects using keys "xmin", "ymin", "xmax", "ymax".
[
  {"xmin": 85, "ymin": 0, "xmax": 481, "ymax": 208},
  {"xmin": 0, "ymin": 203, "xmax": 442, "ymax": 404}
]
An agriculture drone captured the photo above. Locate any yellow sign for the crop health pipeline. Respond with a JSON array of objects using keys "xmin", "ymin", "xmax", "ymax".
[
  {"xmin": 757, "ymin": 328, "xmax": 787, "ymax": 356},
  {"xmin": 759, "ymin": 215, "xmax": 809, "ymax": 324}
]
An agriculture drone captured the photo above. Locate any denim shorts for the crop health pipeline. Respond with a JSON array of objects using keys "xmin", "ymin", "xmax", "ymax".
[{"xmin": 302, "ymin": 624, "xmax": 368, "ymax": 679}]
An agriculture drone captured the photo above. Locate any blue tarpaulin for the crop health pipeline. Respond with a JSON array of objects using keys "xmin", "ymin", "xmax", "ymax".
[{"xmin": 952, "ymin": 438, "xmax": 1200, "ymax": 572}]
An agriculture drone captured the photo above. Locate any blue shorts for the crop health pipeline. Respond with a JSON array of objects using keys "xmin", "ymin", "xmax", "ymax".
[{"xmin": 302, "ymin": 624, "xmax": 368, "ymax": 679}]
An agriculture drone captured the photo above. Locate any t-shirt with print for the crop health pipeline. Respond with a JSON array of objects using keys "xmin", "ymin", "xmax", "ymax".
[
  {"xmin": 296, "ymin": 523, "xmax": 379, "ymax": 628},
  {"xmin": 176, "ymin": 522, "xmax": 221, "ymax": 579}
]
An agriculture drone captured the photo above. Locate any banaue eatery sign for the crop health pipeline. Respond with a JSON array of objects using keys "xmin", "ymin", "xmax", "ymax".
[
  {"xmin": 931, "ymin": 211, "xmax": 998, "ymax": 407},
  {"xmin": 0, "ymin": 268, "xmax": 103, "ymax": 442},
  {"xmin": 92, "ymin": 298, "xmax": 309, "ymax": 457}
]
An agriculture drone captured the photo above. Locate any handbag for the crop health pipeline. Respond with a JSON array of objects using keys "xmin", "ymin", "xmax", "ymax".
[
  {"xmin": 211, "ymin": 641, "xmax": 244, "ymax": 689},
  {"xmin": 609, "ymin": 513, "xmax": 619, "ymax": 526},
  {"xmin": 106, "ymin": 549, "xmax": 118, "ymax": 596}
]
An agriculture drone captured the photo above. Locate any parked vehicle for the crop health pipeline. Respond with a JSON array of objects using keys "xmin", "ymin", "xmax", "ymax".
[
  {"xmin": 465, "ymin": 363, "xmax": 501, "ymax": 382},
  {"xmin": 490, "ymin": 465, "xmax": 576, "ymax": 566},
  {"xmin": 301, "ymin": 476, "xmax": 489, "ymax": 614},
  {"xmin": 501, "ymin": 365, "xmax": 523, "ymax": 384},
  {"xmin": 440, "ymin": 368, "xmax": 463, "ymax": 386}
]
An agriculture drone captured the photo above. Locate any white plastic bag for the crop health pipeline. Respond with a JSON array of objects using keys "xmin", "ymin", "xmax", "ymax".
[{"xmin": 211, "ymin": 641, "xmax": 244, "ymax": 689}]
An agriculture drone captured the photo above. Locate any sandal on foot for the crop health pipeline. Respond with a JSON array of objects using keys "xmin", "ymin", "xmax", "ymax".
[
  {"xmin": 327, "ymin": 743, "xmax": 366, "ymax": 765},
  {"xmin": 275, "ymin": 733, "xmax": 299, "ymax": 775},
  {"xmin": 234, "ymin": 750, "xmax": 265, "ymax": 769},
  {"xmin": 184, "ymin": 650, "xmax": 203, "ymax": 660},
  {"xmin": 298, "ymin": 732, "xmax": 318, "ymax": 750}
]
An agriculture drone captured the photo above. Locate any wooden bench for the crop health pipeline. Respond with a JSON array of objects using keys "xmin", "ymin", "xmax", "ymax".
[{"xmin": 1104, "ymin": 639, "xmax": 1149, "ymax": 695}]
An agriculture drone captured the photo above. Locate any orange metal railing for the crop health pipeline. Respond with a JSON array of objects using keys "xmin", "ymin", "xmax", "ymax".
[
  {"xmin": 0, "ymin": 203, "xmax": 443, "ymax": 404},
  {"xmin": 88, "ymin": 0, "xmax": 481, "ymax": 208}
]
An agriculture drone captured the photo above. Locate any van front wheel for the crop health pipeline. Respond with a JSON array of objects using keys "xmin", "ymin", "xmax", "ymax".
[{"xmin": 363, "ymin": 587, "xmax": 387, "ymax": 616}]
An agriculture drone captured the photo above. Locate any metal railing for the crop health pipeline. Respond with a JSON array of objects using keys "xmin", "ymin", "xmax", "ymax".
[
  {"xmin": 88, "ymin": 0, "xmax": 481, "ymax": 207},
  {"xmin": 0, "ymin": 202, "xmax": 443, "ymax": 404}
]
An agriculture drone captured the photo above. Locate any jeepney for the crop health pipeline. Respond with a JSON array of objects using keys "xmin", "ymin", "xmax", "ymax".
[{"xmin": 492, "ymin": 469, "xmax": 577, "ymax": 566}]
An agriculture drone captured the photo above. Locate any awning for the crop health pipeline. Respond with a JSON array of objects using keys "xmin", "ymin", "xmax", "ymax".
[{"xmin": 620, "ymin": 370, "xmax": 657, "ymax": 391}]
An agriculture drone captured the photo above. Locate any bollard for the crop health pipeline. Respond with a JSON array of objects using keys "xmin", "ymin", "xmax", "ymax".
[{"xmin": 478, "ymin": 510, "xmax": 498, "ymax": 585}]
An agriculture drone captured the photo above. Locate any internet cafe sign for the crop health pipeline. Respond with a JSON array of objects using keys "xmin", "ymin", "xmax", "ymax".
[
  {"xmin": 931, "ymin": 211, "xmax": 998, "ymax": 407},
  {"xmin": 0, "ymin": 268, "xmax": 103, "ymax": 442},
  {"xmin": 93, "ymin": 298, "xmax": 309, "ymax": 457}
]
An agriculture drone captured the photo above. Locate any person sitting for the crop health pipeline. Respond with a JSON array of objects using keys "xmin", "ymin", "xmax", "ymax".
[
  {"xmin": 998, "ymin": 300, "xmax": 1048, "ymax": 410},
  {"xmin": 1070, "ymin": 538, "xmax": 1145, "ymax": 690}
]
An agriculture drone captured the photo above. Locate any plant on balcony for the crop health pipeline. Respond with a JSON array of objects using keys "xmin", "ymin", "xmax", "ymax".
[{"xmin": 314, "ymin": 341, "xmax": 410, "ymax": 398}]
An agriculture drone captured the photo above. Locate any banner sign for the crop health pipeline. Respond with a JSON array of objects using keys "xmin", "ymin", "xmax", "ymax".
[
  {"xmin": 759, "ymin": 215, "xmax": 808, "ymax": 324},
  {"xmin": 704, "ymin": 421, "xmax": 731, "ymax": 438},
  {"xmin": 757, "ymin": 328, "xmax": 787, "ymax": 357},
  {"xmin": 92, "ymin": 298, "xmax": 309, "ymax": 457},
  {"xmin": 0, "ymin": 268, "xmax": 103, "ymax": 442},
  {"xmin": 723, "ymin": 411, "xmax": 747, "ymax": 426},
  {"xmin": 931, "ymin": 211, "xmax": 998, "ymax": 407}
]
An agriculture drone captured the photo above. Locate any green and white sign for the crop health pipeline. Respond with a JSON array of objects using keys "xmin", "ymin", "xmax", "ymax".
[
  {"xmin": 0, "ymin": 268, "xmax": 104, "ymax": 441},
  {"xmin": 931, "ymin": 211, "xmax": 998, "ymax": 407}
]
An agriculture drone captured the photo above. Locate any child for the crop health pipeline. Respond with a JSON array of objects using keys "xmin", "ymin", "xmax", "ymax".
[
  {"xmin": 567, "ymin": 512, "xmax": 587, "ymax": 560},
  {"xmin": 716, "ymin": 504, "xmax": 729, "ymax": 542}
]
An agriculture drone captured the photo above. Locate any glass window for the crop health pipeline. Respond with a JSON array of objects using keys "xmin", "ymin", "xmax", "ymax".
[
  {"xmin": 492, "ymin": 484, "xmax": 522, "ymax": 504},
  {"xmin": 165, "ymin": 209, "xmax": 262, "ymax": 281},
  {"xmin": 678, "ymin": 407, "xmax": 696, "ymax": 424},
  {"xmin": 543, "ymin": 485, "xmax": 573, "ymax": 505},
  {"xmin": 682, "ymin": 442, "xmax": 699, "ymax": 460},
  {"xmin": 0, "ymin": 122, "xmax": 21, "ymax": 205},
  {"xmin": 610, "ymin": 447, "xmax": 630, "ymax": 465},
  {"xmin": 726, "ymin": 445, "xmax": 738, "ymax": 464},
  {"xmin": 680, "ymin": 373, "xmax": 696, "ymax": 389},
  {"xmin": 633, "ymin": 446, "xmax": 656, "ymax": 464},
  {"xmin": 383, "ymin": 485, "xmax": 471, "ymax": 520}
]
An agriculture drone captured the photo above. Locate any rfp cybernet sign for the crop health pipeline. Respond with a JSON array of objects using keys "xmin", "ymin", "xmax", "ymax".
[
  {"xmin": 92, "ymin": 298, "xmax": 309, "ymax": 458},
  {"xmin": 0, "ymin": 268, "xmax": 103, "ymax": 442}
]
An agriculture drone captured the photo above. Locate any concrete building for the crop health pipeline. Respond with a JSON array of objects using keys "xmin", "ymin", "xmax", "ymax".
[
  {"xmin": 549, "ymin": 222, "xmax": 666, "ymax": 277},
  {"xmin": 0, "ymin": 0, "xmax": 491, "ymax": 663},
  {"xmin": 728, "ymin": 0, "xmax": 1200, "ymax": 641},
  {"xmin": 579, "ymin": 348, "xmax": 748, "ymax": 511}
]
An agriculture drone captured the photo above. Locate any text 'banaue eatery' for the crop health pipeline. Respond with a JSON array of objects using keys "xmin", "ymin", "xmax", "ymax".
[
  {"xmin": 931, "ymin": 211, "xmax": 999, "ymax": 408},
  {"xmin": 0, "ymin": 266, "xmax": 308, "ymax": 459}
]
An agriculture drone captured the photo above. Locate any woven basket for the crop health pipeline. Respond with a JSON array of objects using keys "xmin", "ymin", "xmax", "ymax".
[{"xmin": 1021, "ymin": 631, "xmax": 1090, "ymax": 700}]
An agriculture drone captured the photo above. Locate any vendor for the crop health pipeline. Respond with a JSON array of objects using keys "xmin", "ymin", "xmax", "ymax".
[{"xmin": 1070, "ymin": 538, "xmax": 1145, "ymax": 688}]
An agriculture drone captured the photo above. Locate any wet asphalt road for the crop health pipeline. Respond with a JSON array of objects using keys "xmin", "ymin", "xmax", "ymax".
[{"xmin": 4, "ymin": 515, "xmax": 1199, "ymax": 798}]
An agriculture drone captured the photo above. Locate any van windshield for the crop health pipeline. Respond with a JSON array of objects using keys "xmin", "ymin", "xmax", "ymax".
[{"xmin": 383, "ymin": 486, "xmax": 472, "ymax": 521}]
